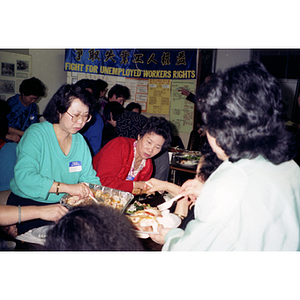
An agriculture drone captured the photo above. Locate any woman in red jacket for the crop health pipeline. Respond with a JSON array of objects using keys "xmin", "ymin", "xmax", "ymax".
[{"xmin": 93, "ymin": 116, "xmax": 172, "ymax": 193}]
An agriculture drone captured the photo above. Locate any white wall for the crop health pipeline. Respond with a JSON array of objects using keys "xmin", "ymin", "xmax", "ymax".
[
  {"xmin": 29, "ymin": 49, "xmax": 67, "ymax": 114},
  {"xmin": 215, "ymin": 49, "xmax": 252, "ymax": 71}
]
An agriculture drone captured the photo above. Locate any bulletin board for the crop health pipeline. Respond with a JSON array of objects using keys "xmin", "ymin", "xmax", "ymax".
[
  {"xmin": 170, "ymin": 79, "xmax": 196, "ymax": 133},
  {"xmin": 0, "ymin": 51, "xmax": 32, "ymax": 101},
  {"xmin": 65, "ymin": 48, "xmax": 198, "ymax": 136},
  {"xmin": 67, "ymin": 71, "xmax": 196, "ymax": 134}
]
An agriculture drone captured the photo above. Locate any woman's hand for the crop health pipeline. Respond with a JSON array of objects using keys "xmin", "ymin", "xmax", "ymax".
[
  {"xmin": 6, "ymin": 133, "xmax": 21, "ymax": 143},
  {"xmin": 144, "ymin": 178, "xmax": 167, "ymax": 193},
  {"xmin": 178, "ymin": 87, "xmax": 191, "ymax": 97},
  {"xmin": 133, "ymin": 181, "xmax": 146, "ymax": 190},
  {"xmin": 2, "ymin": 225, "xmax": 18, "ymax": 239},
  {"xmin": 174, "ymin": 198, "xmax": 195, "ymax": 217},
  {"xmin": 38, "ymin": 204, "xmax": 68, "ymax": 223},
  {"xmin": 144, "ymin": 178, "xmax": 180, "ymax": 196},
  {"xmin": 179, "ymin": 178, "xmax": 204, "ymax": 201},
  {"xmin": 149, "ymin": 225, "xmax": 171, "ymax": 245},
  {"xmin": 64, "ymin": 182, "xmax": 94, "ymax": 199}
]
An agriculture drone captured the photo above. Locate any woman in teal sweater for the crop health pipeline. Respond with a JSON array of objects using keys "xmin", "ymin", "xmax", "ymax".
[{"xmin": 7, "ymin": 84, "xmax": 101, "ymax": 234}]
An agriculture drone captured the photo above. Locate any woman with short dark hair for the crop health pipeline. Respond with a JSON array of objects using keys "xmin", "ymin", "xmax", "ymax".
[
  {"xmin": 45, "ymin": 205, "xmax": 143, "ymax": 251},
  {"xmin": 150, "ymin": 62, "xmax": 300, "ymax": 251},
  {"xmin": 93, "ymin": 116, "xmax": 172, "ymax": 194},
  {"xmin": 7, "ymin": 84, "xmax": 100, "ymax": 234}
]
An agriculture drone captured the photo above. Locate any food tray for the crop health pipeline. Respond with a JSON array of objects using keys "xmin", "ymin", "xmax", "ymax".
[
  {"xmin": 60, "ymin": 183, "xmax": 134, "ymax": 213},
  {"xmin": 173, "ymin": 152, "xmax": 201, "ymax": 168}
]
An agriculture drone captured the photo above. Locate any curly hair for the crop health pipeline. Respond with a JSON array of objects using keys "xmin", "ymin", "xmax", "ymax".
[
  {"xmin": 44, "ymin": 205, "xmax": 143, "ymax": 251},
  {"xmin": 43, "ymin": 84, "xmax": 95, "ymax": 124},
  {"xmin": 139, "ymin": 116, "xmax": 173, "ymax": 150},
  {"xmin": 19, "ymin": 77, "xmax": 46, "ymax": 97},
  {"xmin": 197, "ymin": 61, "xmax": 297, "ymax": 164}
]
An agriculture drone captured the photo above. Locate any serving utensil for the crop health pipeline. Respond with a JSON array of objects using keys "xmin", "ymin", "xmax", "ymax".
[
  {"xmin": 145, "ymin": 181, "xmax": 153, "ymax": 188},
  {"xmin": 89, "ymin": 194, "xmax": 99, "ymax": 204},
  {"xmin": 157, "ymin": 194, "xmax": 184, "ymax": 210}
]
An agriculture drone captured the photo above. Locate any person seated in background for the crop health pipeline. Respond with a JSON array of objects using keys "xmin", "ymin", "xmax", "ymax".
[
  {"xmin": 125, "ymin": 102, "xmax": 142, "ymax": 114},
  {"xmin": 44, "ymin": 204, "xmax": 143, "ymax": 251},
  {"xmin": 99, "ymin": 84, "xmax": 130, "ymax": 118},
  {"xmin": 93, "ymin": 116, "xmax": 172, "ymax": 194},
  {"xmin": 94, "ymin": 78, "xmax": 108, "ymax": 116},
  {"xmin": 6, "ymin": 77, "xmax": 46, "ymax": 140},
  {"xmin": 107, "ymin": 84, "xmax": 130, "ymax": 106},
  {"xmin": 7, "ymin": 84, "xmax": 100, "ymax": 234},
  {"xmin": 0, "ymin": 100, "xmax": 18, "ymax": 191},
  {"xmin": 116, "ymin": 106, "xmax": 148, "ymax": 140},
  {"xmin": 101, "ymin": 102, "xmax": 124, "ymax": 147},
  {"xmin": 75, "ymin": 79, "xmax": 104, "ymax": 156},
  {"xmin": 145, "ymin": 142, "xmax": 222, "ymax": 230},
  {"xmin": 151, "ymin": 61, "xmax": 300, "ymax": 251}
]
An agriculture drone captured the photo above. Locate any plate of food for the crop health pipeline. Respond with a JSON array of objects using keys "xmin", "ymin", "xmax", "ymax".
[
  {"xmin": 31, "ymin": 225, "xmax": 54, "ymax": 239},
  {"xmin": 126, "ymin": 201, "xmax": 181, "ymax": 238},
  {"xmin": 174, "ymin": 153, "xmax": 201, "ymax": 168},
  {"xmin": 60, "ymin": 184, "xmax": 134, "ymax": 213}
]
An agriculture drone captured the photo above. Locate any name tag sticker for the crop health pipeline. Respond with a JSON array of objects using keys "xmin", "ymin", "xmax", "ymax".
[{"xmin": 69, "ymin": 161, "xmax": 82, "ymax": 173}]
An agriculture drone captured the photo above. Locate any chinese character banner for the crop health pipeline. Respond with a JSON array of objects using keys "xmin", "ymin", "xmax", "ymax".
[{"xmin": 64, "ymin": 49, "xmax": 197, "ymax": 79}]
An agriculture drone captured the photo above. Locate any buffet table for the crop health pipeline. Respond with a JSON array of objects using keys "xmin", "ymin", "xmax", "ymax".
[{"xmin": 169, "ymin": 154, "xmax": 198, "ymax": 185}]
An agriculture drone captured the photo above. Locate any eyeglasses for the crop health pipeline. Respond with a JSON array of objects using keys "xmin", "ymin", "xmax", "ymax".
[{"xmin": 66, "ymin": 111, "xmax": 92, "ymax": 123}]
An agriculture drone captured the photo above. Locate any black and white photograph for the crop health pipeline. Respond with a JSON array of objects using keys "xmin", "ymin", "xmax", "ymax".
[
  {"xmin": 17, "ymin": 60, "xmax": 29, "ymax": 72},
  {"xmin": 0, "ymin": 79, "xmax": 15, "ymax": 93},
  {"xmin": 1, "ymin": 62, "xmax": 15, "ymax": 77}
]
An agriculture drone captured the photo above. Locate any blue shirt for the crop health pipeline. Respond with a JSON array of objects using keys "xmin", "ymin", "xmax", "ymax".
[{"xmin": 6, "ymin": 94, "xmax": 38, "ymax": 131}]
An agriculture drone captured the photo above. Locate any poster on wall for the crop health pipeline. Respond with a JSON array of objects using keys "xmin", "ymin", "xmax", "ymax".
[
  {"xmin": 147, "ymin": 79, "xmax": 171, "ymax": 114},
  {"xmin": 0, "ymin": 51, "xmax": 31, "ymax": 101},
  {"xmin": 125, "ymin": 78, "xmax": 148, "ymax": 111},
  {"xmin": 64, "ymin": 49, "xmax": 197, "ymax": 80},
  {"xmin": 170, "ymin": 79, "xmax": 196, "ymax": 133}
]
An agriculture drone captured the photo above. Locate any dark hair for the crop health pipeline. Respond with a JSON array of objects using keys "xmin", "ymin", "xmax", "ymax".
[
  {"xmin": 125, "ymin": 102, "xmax": 142, "ymax": 113},
  {"xmin": 197, "ymin": 61, "xmax": 297, "ymax": 164},
  {"xmin": 139, "ymin": 116, "xmax": 173, "ymax": 150},
  {"xmin": 95, "ymin": 79, "xmax": 108, "ymax": 92},
  {"xmin": 19, "ymin": 77, "xmax": 46, "ymax": 97},
  {"xmin": 44, "ymin": 205, "xmax": 143, "ymax": 251},
  {"xmin": 108, "ymin": 84, "xmax": 130, "ymax": 101},
  {"xmin": 197, "ymin": 142, "xmax": 222, "ymax": 181},
  {"xmin": 75, "ymin": 79, "xmax": 100, "ymax": 100},
  {"xmin": 43, "ymin": 84, "xmax": 94, "ymax": 124},
  {"xmin": 103, "ymin": 101, "xmax": 124, "ymax": 122}
]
